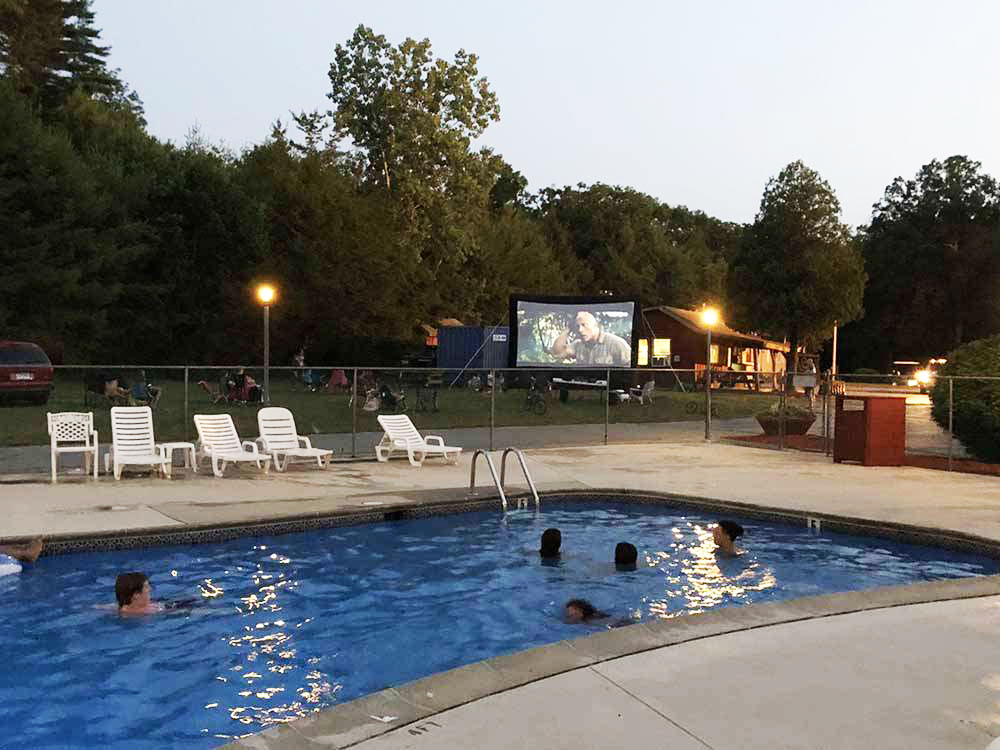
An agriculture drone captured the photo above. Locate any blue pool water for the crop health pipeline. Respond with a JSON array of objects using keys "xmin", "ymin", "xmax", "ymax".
[{"xmin": 2, "ymin": 501, "xmax": 998, "ymax": 749}]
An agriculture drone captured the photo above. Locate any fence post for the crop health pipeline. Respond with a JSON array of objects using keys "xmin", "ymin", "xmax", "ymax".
[
  {"xmin": 351, "ymin": 367, "xmax": 358, "ymax": 458},
  {"xmin": 183, "ymin": 367, "xmax": 189, "ymax": 442},
  {"xmin": 947, "ymin": 377, "xmax": 953, "ymax": 472},
  {"xmin": 605, "ymin": 369, "xmax": 610, "ymax": 446},
  {"xmin": 777, "ymin": 374, "xmax": 786, "ymax": 451},
  {"xmin": 823, "ymin": 371, "xmax": 831, "ymax": 456},
  {"xmin": 490, "ymin": 369, "xmax": 495, "ymax": 452}
]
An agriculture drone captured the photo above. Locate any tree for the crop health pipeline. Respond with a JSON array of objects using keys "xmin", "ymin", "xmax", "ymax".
[
  {"xmin": 327, "ymin": 25, "xmax": 499, "ymax": 195},
  {"xmin": 848, "ymin": 156, "xmax": 1000, "ymax": 369},
  {"xmin": 0, "ymin": 0, "xmax": 141, "ymax": 117},
  {"xmin": 535, "ymin": 184, "xmax": 736, "ymax": 307},
  {"xmin": 728, "ymin": 161, "xmax": 866, "ymax": 378}
]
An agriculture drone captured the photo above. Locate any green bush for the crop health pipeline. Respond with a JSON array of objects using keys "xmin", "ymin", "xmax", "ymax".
[
  {"xmin": 756, "ymin": 402, "xmax": 815, "ymax": 419},
  {"xmin": 930, "ymin": 335, "xmax": 1000, "ymax": 462}
]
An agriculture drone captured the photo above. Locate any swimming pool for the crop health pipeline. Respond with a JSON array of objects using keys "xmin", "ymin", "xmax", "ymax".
[{"xmin": 3, "ymin": 500, "xmax": 997, "ymax": 749}]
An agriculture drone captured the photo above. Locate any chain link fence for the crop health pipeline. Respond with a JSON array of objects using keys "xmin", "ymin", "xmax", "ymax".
[{"xmin": 0, "ymin": 364, "xmax": 991, "ymax": 477}]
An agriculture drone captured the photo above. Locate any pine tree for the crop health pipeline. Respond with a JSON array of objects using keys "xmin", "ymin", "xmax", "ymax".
[{"xmin": 0, "ymin": 0, "xmax": 141, "ymax": 116}]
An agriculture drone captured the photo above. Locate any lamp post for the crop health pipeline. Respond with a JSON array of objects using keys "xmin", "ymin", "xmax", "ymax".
[
  {"xmin": 701, "ymin": 306, "xmax": 720, "ymax": 441},
  {"xmin": 256, "ymin": 284, "xmax": 276, "ymax": 404}
]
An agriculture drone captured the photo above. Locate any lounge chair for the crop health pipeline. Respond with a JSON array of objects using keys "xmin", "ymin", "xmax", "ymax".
[
  {"xmin": 194, "ymin": 414, "xmax": 271, "ymax": 477},
  {"xmin": 47, "ymin": 411, "xmax": 99, "ymax": 483},
  {"xmin": 375, "ymin": 414, "xmax": 462, "ymax": 467},
  {"xmin": 256, "ymin": 407, "xmax": 332, "ymax": 471},
  {"xmin": 106, "ymin": 406, "xmax": 169, "ymax": 479}
]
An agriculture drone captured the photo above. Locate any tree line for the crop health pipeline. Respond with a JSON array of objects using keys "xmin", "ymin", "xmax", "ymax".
[{"xmin": 2, "ymin": 2, "xmax": 998, "ymax": 372}]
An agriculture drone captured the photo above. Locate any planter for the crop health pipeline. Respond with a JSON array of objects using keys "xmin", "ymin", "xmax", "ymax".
[{"xmin": 755, "ymin": 414, "xmax": 816, "ymax": 436}]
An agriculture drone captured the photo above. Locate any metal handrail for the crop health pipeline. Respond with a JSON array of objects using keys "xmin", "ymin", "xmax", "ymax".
[
  {"xmin": 469, "ymin": 449, "xmax": 508, "ymax": 510},
  {"xmin": 500, "ymin": 447, "xmax": 539, "ymax": 510}
]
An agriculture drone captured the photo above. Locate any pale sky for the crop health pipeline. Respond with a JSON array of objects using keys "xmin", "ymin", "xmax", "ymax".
[{"xmin": 93, "ymin": 0, "xmax": 1000, "ymax": 229}]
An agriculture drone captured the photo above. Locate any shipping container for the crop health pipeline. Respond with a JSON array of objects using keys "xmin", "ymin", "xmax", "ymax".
[
  {"xmin": 437, "ymin": 326, "xmax": 484, "ymax": 371},
  {"xmin": 481, "ymin": 326, "xmax": 509, "ymax": 369}
]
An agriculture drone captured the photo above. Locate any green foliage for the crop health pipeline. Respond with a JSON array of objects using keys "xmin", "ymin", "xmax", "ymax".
[
  {"xmin": 929, "ymin": 335, "xmax": 1000, "ymax": 462},
  {"xmin": 0, "ymin": 0, "xmax": 141, "ymax": 117},
  {"xmin": 0, "ymin": 82, "xmax": 116, "ymax": 360},
  {"xmin": 756, "ymin": 402, "xmax": 815, "ymax": 418},
  {"xmin": 852, "ymin": 156, "xmax": 1000, "ymax": 368},
  {"xmin": 535, "ymin": 184, "xmax": 737, "ymax": 305},
  {"xmin": 729, "ymin": 161, "xmax": 866, "ymax": 371}
]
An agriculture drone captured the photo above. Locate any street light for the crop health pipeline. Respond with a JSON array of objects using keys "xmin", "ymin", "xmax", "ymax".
[
  {"xmin": 701, "ymin": 306, "xmax": 720, "ymax": 441},
  {"xmin": 256, "ymin": 284, "xmax": 276, "ymax": 404}
]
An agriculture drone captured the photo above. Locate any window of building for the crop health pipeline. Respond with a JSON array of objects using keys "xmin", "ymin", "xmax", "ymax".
[
  {"xmin": 710, "ymin": 344, "xmax": 720, "ymax": 364},
  {"xmin": 637, "ymin": 339, "xmax": 649, "ymax": 366},
  {"xmin": 652, "ymin": 338, "xmax": 671, "ymax": 357}
]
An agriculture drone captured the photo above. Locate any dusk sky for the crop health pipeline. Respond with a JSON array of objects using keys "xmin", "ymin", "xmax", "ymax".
[{"xmin": 93, "ymin": 0, "xmax": 1000, "ymax": 229}]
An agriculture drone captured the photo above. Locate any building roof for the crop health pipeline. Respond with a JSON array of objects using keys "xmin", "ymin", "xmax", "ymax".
[{"xmin": 643, "ymin": 306, "xmax": 790, "ymax": 352}]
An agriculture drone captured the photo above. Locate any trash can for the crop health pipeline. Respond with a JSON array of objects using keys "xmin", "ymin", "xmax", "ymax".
[{"xmin": 833, "ymin": 395, "xmax": 906, "ymax": 466}]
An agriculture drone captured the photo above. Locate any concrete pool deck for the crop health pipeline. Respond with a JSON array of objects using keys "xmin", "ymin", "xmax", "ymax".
[{"xmin": 5, "ymin": 442, "xmax": 1000, "ymax": 748}]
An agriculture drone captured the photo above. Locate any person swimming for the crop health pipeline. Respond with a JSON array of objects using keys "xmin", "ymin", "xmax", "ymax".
[
  {"xmin": 713, "ymin": 520, "xmax": 745, "ymax": 556},
  {"xmin": 540, "ymin": 528, "xmax": 562, "ymax": 559},
  {"xmin": 563, "ymin": 598, "xmax": 610, "ymax": 623},
  {"xmin": 614, "ymin": 542, "xmax": 638, "ymax": 571},
  {"xmin": 115, "ymin": 572, "xmax": 197, "ymax": 615}
]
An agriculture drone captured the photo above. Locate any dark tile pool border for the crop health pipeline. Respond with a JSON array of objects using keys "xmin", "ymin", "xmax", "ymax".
[{"xmin": 10, "ymin": 488, "xmax": 1000, "ymax": 749}]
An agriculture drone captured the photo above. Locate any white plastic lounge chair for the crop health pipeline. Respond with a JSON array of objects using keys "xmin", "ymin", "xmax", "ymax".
[
  {"xmin": 256, "ymin": 407, "xmax": 332, "ymax": 471},
  {"xmin": 629, "ymin": 380, "xmax": 655, "ymax": 405},
  {"xmin": 375, "ymin": 414, "xmax": 462, "ymax": 467},
  {"xmin": 106, "ymin": 406, "xmax": 169, "ymax": 479},
  {"xmin": 47, "ymin": 412, "xmax": 99, "ymax": 483},
  {"xmin": 194, "ymin": 414, "xmax": 271, "ymax": 478}
]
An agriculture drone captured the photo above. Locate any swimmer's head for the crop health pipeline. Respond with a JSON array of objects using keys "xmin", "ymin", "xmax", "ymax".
[
  {"xmin": 564, "ymin": 598, "xmax": 598, "ymax": 623},
  {"xmin": 115, "ymin": 572, "xmax": 150, "ymax": 609},
  {"xmin": 540, "ymin": 528, "xmax": 562, "ymax": 558},
  {"xmin": 614, "ymin": 542, "xmax": 638, "ymax": 570}
]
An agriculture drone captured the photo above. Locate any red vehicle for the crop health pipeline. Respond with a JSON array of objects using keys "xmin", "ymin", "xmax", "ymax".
[{"xmin": 0, "ymin": 341, "xmax": 54, "ymax": 405}]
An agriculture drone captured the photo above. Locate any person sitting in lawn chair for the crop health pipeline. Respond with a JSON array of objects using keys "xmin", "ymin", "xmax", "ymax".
[
  {"xmin": 130, "ymin": 370, "xmax": 162, "ymax": 408},
  {"xmin": 378, "ymin": 383, "xmax": 406, "ymax": 413},
  {"xmin": 88, "ymin": 371, "xmax": 130, "ymax": 406}
]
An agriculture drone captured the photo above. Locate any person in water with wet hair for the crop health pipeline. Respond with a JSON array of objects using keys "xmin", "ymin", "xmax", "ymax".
[
  {"xmin": 539, "ymin": 528, "xmax": 562, "ymax": 559},
  {"xmin": 614, "ymin": 542, "xmax": 638, "ymax": 571},
  {"xmin": 563, "ymin": 598, "xmax": 610, "ymax": 623},
  {"xmin": 115, "ymin": 572, "xmax": 197, "ymax": 615},
  {"xmin": 713, "ymin": 520, "xmax": 745, "ymax": 556}
]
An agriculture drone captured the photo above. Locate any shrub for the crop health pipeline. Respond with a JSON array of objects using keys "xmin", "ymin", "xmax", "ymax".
[
  {"xmin": 929, "ymin": 335, "xmax": 1000, "ymax": 462},
  {"xmin": 756, "ymin": 402, "xmax": 815, "ymax": 419}
]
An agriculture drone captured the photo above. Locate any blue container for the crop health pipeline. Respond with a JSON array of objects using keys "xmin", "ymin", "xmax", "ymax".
[
  {"xmin": 481, "ymin": 326, "xmax": 509, "ymax": 369},
  {"xmin": 437, "ymin": 326, "xmax": 483, "ymax": 371}
]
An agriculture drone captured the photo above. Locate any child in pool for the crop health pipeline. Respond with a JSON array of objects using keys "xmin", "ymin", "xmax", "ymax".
[{"xmin": 115, "ymin": 572, "xmax": 196, "ymax": 615}]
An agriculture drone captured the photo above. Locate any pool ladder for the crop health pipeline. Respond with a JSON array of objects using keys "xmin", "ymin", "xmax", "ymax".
[{"xmin": 469, "ymin": 448, "xmax": 540, "ymax": 511}]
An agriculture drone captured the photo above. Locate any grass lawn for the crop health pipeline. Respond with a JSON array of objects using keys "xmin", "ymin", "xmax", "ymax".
[{"xmin": 0, "ymin": 372, "xmax": 793, "ymax": 447}]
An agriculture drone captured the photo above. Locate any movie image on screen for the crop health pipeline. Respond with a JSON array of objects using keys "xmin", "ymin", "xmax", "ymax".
[{"xmin": 512, "ymin": 296, "xmax": 637, "ymax": 368}]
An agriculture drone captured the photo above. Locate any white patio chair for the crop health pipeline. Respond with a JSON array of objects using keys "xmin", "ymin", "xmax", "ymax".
[
  {"xmin": 47, "ymin": 412, "xmax": 99, "ymax": 483},
  {"xmin": 256, "ymin": 407, "xmax": 332, "ymax": 472},
  {"xmin": 106, "ymin": 406, "xmax": 169, "ymax": 479},
  {"xmin": 375, "ymin": 414, "xmax": 462, "ymax": 467},
  {"xmin": 194, "ymin": 414, "xmax": 271, "ymax": 478},
  {"xmin": 629, "ymin": 380, "xmax": 655, "ymax": 405}
]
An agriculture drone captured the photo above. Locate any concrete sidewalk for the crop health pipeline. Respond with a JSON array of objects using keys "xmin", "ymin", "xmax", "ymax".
[{"xmin": 2, "ymin": 442, "xmax": 999, "ymax": 541}]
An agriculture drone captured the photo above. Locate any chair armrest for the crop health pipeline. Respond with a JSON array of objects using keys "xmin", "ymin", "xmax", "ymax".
[
  {"xmin": 242, "ymin": 441, "xmax": 261, "ymax": 455},
  {"xmin": 91, "ymin": 429, "xmax": 98, "ymax": 446},
  {"xmin": 424, "ymin": 435, "xmax": 445, "ymax": 446},
  {"xmin": 154, "ymin": 444, "xmax": 167, "ymax": 459},
  {"xmin": 254, "ymin": 437, "xmax": 266, "ymax": 450},
  {"xmin": 299, "ymin": 436, "xmax": 313, "ymax": 449}
]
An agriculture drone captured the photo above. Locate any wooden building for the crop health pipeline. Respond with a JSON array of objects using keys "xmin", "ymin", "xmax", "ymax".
[{"xmin": 638, "ymin": 306, "xmax": 789, "ymax": 389}]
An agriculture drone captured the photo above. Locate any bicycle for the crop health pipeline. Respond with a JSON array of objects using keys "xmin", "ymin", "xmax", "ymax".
[{"xmin": 524, "ymin": 376, "xmax": 547, "ymax": 415}]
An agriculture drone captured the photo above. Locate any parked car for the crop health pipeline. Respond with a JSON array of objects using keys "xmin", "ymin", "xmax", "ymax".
[{"xmin": 0, "ymin": 341, "xmax": 54, "ymax": 405}]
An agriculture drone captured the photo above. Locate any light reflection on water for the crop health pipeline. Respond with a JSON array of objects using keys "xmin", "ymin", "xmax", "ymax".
[{"xmin": 1, "ymin": 502, "xmax": 997, "ymax": 750}]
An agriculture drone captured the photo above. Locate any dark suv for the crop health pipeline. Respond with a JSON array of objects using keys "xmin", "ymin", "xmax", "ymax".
[{"xmin": 0, "ymin": 341, "xmax": 54, "ymax": 404}]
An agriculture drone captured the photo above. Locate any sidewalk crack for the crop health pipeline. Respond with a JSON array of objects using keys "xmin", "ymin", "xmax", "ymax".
[{"xmin": 589, "ymin": 666, "xmax": 716, "ymax": 749}]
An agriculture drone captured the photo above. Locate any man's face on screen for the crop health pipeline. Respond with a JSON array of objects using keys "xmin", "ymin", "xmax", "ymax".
[{"xmin": 576, "ymin": 313, "xmax": 600, "ymax": 342}]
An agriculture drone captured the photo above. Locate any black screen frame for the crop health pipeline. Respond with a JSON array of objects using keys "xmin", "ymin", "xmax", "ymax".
[{"xmin": 507, "ymin": 294, "xmax": 641, "ymax": 369}]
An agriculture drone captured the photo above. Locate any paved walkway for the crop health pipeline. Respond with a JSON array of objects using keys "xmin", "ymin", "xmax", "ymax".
[{"xmin": 6, "ymin": 442, "xmax": 1000, "ymax": 749}]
